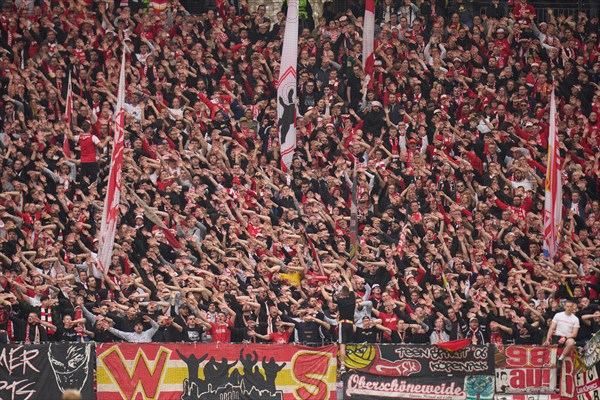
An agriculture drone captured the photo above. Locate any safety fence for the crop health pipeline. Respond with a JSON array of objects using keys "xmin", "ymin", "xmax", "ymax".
[{"xmin": 0, "ymin": 343, "xmax": 598, "ymax": 399}]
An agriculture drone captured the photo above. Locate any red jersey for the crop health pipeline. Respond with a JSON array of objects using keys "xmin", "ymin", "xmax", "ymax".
[
  {"xmin": 209, "ymin": 320, "xmax": 233, "ymax": 343},
  {"xmin": 77, "ymin": 133, "xmax": 100, "ymax": 163},
  {"xmin": 379, "ymin": 311, "xmax": 399, "ymax": 340}
]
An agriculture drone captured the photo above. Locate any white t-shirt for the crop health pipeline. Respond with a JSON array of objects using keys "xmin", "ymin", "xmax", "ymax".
[{"xmin": 552, "ymin": 312, "xmax": 580, "ymax": 337}]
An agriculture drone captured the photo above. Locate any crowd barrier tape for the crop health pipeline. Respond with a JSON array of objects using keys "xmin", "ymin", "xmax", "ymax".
[{"xmin": 2, "ymin": 343, "xmax": 600, "ymax": 400}]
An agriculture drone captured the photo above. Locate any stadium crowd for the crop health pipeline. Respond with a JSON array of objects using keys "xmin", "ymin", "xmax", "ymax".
[{"xmin": 0, "ymin": 0, "xmax": 599, "ymax": 368}]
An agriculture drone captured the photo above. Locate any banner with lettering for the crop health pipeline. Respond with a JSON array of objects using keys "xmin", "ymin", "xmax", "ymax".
[
  {"xmin": 344, "ymin": 372, "xmax": 495, "ymax": 400},
  {"xmin": 560, "ymin": 355, "xmax": 600, "ymax": 400},
  {"xmin": 494, "ymin": 346, "xmax": 558, "ymax": 395},
  {"xmin": 344, "ymin": 344, "xmax": 494, "ymax": 376},
  {"xmin": 584, "ymin": 332, "xmax": 600, "ymax": 369},
  {"xmin": 96, "ymin": 343, "xmax": 337, "ymax": 400},
  {"xmin": 0, "ymin": 343, "xmax": 95, "ymax": 400}
]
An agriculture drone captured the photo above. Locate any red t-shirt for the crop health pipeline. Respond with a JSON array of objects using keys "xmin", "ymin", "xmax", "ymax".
[
  {"xmin": 269, "ymin": 330, "xmax": 291, "ymax": 344},
  {"xmin": 209, "ymin": 320, "xmax": 233, "ymax": 342}
]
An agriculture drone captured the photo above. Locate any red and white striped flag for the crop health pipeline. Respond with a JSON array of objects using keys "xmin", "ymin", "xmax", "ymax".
[
  {"xmin": 97, "ymin": 48, "xmax": 127, "ymax": 272},
  {"xmin": 277, "ymin": 0, "xmax": 298, "ymax": 171},
  {"xmin": 149, "ymin": 0, "xmax": 167, "ymax": 11},
  {"xmin": 63, "ymin": 71, "xmax": 73, "ymax": 158},
  {"xmin": 543, "ymin": 85, "xmax": 562, "ymax": 258},
  {"xmin": 362, "ymin": 0, "xmax": 375, "ymax": 88},
  {"xmin": 396, "ymin": 223, "xmax": 410, "ymax": 257}
]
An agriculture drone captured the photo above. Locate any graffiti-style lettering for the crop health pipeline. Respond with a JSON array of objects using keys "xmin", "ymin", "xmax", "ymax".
[
  {"xmin": 293, "ymin": 351, "xmax": 331, "ymax": 400},
  {"xmin": 0, "ymin": 379, "xmax": 37, "ymax": 400},
  {"xmin": 505, "ymin": 346, "xmax": 554, "ymax": 368},
  {"xmin": 100, "ymin": 346, "xmax": 171, "ymax": 399},
  {"xmin": 0, "ymin": 346, "xmax": 40, "ymax": 376}
]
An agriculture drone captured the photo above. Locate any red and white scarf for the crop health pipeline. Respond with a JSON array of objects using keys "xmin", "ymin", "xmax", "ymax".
[{"xmin": 40, "ymin": 307, "xmax": 54, "ymax": 335}]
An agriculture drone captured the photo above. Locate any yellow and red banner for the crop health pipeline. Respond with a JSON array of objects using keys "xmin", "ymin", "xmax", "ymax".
[{"xmin": 96, "ymin": 343, "xmax": 337, "ymax": 400}]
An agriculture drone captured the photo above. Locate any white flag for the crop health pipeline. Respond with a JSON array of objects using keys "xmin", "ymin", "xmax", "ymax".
[
  {"xmin": 97, "ymin": 47, "xmax": 127, "ymax": 272},
  {"xmin": 277, "ymin": 0, "xmax": 299, "ymax": 171},
  {"xmin": 362, "ymin": 0, "xmax": 375, "ymax": 81},
  {"xmin": 543, "ymin": 85, "xmax": 562, "ymax": 258}
]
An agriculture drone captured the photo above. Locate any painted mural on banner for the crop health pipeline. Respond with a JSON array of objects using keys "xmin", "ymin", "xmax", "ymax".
[
  {"xmin": 0, "ymin": 343, "xmax": 95, "ymax": 400},
  {"xmin": 494, "ymin": 346, "xmax": 558, "ymax": 394},
  {"xmin": 344, "ymin": 344, "xmax": 494, "ymax": 377},
  {"xmin": 96, "ymin": 343, "xmax": 337, "ymax": 400},
  {"xmin": 343, "ymin": 372, "xmax": 495, "ymax": 400},
  {"xmin": 560, "ymin": 355, "xmax": 600, "ymax": 400}
]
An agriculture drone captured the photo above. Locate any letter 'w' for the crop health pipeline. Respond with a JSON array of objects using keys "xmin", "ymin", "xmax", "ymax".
[{"xmin": 100, "ymin": 346, "xmax": 171, "ymax": 399}]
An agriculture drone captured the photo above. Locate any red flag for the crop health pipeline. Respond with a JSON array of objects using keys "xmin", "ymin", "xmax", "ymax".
[
  {"xmin": 362, "ymin": 0, "xmax": 375, "ymax": 88},
  {"xmin": 97, "ymin": 48, "xmax": 127, "ymax": 272},
  {"xmin": 63, "ymin": 71, "xmax": 73, "ymax": 158},
  {"xmin": 434, "ymin": 338, "xmax": 472, "ymax": 352},
  {"xmin": 161, "ymin": 229, "xmax": 181, "ymax": 249}
]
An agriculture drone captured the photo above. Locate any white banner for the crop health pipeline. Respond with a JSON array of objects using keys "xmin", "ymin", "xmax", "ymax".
[{"xmin": 277, "ymin": 0, "xmax": 298, "ymax": 170}]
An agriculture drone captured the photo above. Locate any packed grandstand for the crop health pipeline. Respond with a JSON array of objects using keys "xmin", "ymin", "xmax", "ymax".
[{"xmin": 0, "ymin": 0, "xmax": 599, "ymax": 378}]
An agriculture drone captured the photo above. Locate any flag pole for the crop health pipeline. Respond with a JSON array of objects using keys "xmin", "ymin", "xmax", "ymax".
[
  {"xmin": 349, "ymin": 159, "xmax": 358, "ymax": 268},
  {"xmin": 63, "ymin": 71, "xmax": 73, "ymax": 158}
]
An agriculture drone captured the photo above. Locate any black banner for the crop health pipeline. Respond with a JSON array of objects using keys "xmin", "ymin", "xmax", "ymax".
[
  {"xmin": 0, "ymin": 343, "xmax": 95, "ymax": 400},
  {"xmin": 345, "ymin": 344, "xmax": 494, "ymax": 377}
]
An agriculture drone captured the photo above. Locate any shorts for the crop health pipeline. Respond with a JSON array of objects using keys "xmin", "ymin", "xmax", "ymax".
[
  {"xmin": 551, "ymin": 336, "xmax": 569, "ymax": 346},
  {"xmin": 338, "ymin": 321, "xmax": 354, "ymax": 344}
]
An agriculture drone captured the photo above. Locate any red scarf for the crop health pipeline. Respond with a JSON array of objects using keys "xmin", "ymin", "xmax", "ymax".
[{"xmin": 7, "ymin": 320, "xmax": 14, "ymax": 343}]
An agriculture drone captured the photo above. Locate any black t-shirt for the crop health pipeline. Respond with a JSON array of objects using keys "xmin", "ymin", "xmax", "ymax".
[
  {"xmin": 335, "ymin": 292, "xmax": 356, "ymax": 321},
  {"xmin": 295, "ymin": 320, "xmax": 322, "ymax": 344},
  {"xmin": 355, "ymin": 327, "xmax": 379, "ymax": 343},
  {"xmin": 183, "ymin": 325, "xmax": 204, "ymax": 343},
  {"xmin": 56, "ymin": 326, "xmax": 79, "ymax": 342}
]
